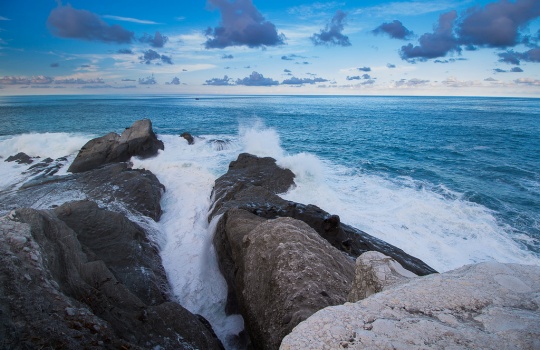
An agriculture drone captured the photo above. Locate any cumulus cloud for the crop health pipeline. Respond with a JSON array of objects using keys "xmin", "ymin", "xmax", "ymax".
[
  {"xmin": 139, "ymin": 76, "xmax": 157, "ymax": 85},
  {"xmin": 498, "ymin": 48, "xmax": 540, "ymax": 65},
  {"xmin": 434, "ymin": 58, "xmax": 467, "ymax": 63},
  {"xmin": 139, "ymin": 49, "xmax": 173, "ymax": 64},
  {"xmin": 399, "ymin": 0, "xmax": 540, "ymax": 62},
  {"xmin": 311, "ymin": 10, "xmax": 351, "ymax": 46},
  {"xmin": 47, "ymin": 4, "xmax": 134, "ymax": 44},
  {"xmin": 167, "ymin": 77, "xmax": 181, "ymax": 85},
  {"xmin": 511, "ymin": 67, "xmax": 524, "ymax": 72},
  {"xmin": 50, "ymin": 63, "xmax": 59, "ymax": 68},
  {"xmin": 118, "ymin": 48, "xmax": 134, "ymax": 54},
  {"xmin": 457, "ymin": 0, "xmax": 540, "ymax": 48},
  {"xmin": 204, "ymin": 0, "xmax": 285, "ymax": 49},
  {"xmin": 387, "ymin": 63, "xmax": 396, "ymax": 68},
  {"xmin": 281, "ymin": 77, "xmax": 329, "ymax": 85},
  {"xmin": 400, "ymin": 11, "xmax": 460, "ymax": 61},
  {"xmin": 494, "ymin": 68, "xmax": 508, "ymax": 73},
  {"xmin": 236, "ymin": 71, "xmax": 279, "ymax": 86},
  {"xmin": 139, "ymin": 32, "xmax": 168, "ymax": 48},
  {"xmin": 222, "ymin": 54, "xmax": 234, "ymax": 59},
  {"xmin": 372, "ymin": 20, "xmax": 413, "ymax": 40},
  {"xmin": 204, "ymin": 76, "xmax": 234, "ymax": 86},
  {"xmin": 357, "ymin": 66, "xmax": 371, "ymax": 72},
  {"xmin": 283, "ymin": 69, "xmax": 292, "ymax": 73},
  {"xmin": 347, "ymin": 76, "xmax": 361, "ymax": 80},
  {"xmin": 484, "ymin": 77, "xmax": 498, "ymax": 81}
]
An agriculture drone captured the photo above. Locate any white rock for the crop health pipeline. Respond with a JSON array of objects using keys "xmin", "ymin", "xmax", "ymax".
[{"xmin": 281, "ymin": 262, "xmax": 540, "ymax": 350}]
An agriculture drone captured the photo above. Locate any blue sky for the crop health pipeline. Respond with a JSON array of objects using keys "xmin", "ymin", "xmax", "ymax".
[{"xmin": 1, "ymin": 0, "xmax": 539, "ymax": 96}]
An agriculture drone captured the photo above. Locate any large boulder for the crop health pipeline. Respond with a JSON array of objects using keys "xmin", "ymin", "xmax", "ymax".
[
  {"xmin": 68, "ymin": 119, "xmax": 164, "ymax": 173},
  {"xmin": 280, "ymin": 262, "xmax": 540, "ymax": 350},
  {"xmin": 214, "ymin": 211, "xmax": 354, "ymax": 350},
  {"xmin": 210, "ymin": 153, "xmax": 436, "ymax": 276},
  {"xmin": 348, "ymin": 251, "xmax": 417, "ymax": 302},
  {"xmin": 0, "ymin": 206, "xmax": 223, "ymax": 349}
]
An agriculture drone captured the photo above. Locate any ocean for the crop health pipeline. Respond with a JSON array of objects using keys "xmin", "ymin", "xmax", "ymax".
[{"xmin": 1, "ymin": 94, "xmax": 539, "ymax": 345}]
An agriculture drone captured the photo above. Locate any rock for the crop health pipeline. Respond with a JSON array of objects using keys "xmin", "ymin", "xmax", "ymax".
[
  {"xmin": 54, "ymin": 200, "xmax": 168, "ymax": 305},
  {"xmin": 215, "ymin": 212, "xmax": 355, "ymax": 350},
  {"xmin": 209, "ymin": 153, "xmax": 436, "ymax": 276},
  {"xmin": 1, "ymin": 163, "xmax": 164, "ymax": 221},
  {"xmin": 5, "ymin": 152, "xmax": 34, "ymax": 164},
  {"xmin": 68, "ymin": 119, "xmax": 164, "ymax": 173},
  {"xmin": 209, "ymin": 153, "xmax": 296, "ymax": 219},
  {"xmin": 280, "ymin": 262, "xmax": 540, "ymax": 350},
  {"xmin": 180, "ymin": 132, "xmax": 195, "ymax": 145},
  {"xmin": 347, "ymin": 251, "xmax": 417, "ymax": 302},
  {"xmin": 0, "ymin": 207, "xmax": 223, "ymax": 350}
]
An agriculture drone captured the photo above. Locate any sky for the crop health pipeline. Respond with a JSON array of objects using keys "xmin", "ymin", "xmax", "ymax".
[{"xmin": 1, "ymin": 0, "xmax": 539, "ymax": 96}]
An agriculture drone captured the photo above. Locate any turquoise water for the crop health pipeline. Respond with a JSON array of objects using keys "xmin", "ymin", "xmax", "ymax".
[{"xmin": 1, "ymin": 94, "xmax": 539, "ymax": 265}]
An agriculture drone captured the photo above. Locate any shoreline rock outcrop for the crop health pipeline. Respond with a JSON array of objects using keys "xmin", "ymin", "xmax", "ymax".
[
  {"xmin": 68, "ymin": 119, "xmax": 164, "ymax": 173},
  {"xmin": 210, "ymin": 153, "xmax": 437, "ymax": 349},
  {"xmin": 281, "ymin": 261, "xmax": 540, "ymax": 350},
  {"xmin": 0, "ymin": 205, "xmax": 223, "ymax": 349}
]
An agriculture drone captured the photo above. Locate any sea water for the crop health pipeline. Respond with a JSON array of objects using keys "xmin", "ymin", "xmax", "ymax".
[{"xmin": 1, "ymin": 94, "xmax": 539, "ymax": 346}]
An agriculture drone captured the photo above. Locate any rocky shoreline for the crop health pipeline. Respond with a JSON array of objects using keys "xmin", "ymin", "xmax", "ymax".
[{"xmin": 1, "ymin": 119, "xmax": 538, "ymax": 349}]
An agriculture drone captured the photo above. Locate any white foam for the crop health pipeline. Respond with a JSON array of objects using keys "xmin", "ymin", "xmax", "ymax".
[
  {"xmin": 230, "ymin": 123, "xmax": 540, "ymax": 272},
  {"xmin": 0, "ymin": 133, "xmax": 92, "ymax": 192},
  {"xmin": 131, "ymin": 135, "xmax": 243, "ymax": 348},
  {"xmin": 0, "ymin": 133, "xmax": 92, "ymax": 159}
]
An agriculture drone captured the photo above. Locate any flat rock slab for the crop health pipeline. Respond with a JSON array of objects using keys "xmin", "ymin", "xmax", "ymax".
[{"xmin": 281, "ymin": 262, "xmax": 540, "ymax": 350}]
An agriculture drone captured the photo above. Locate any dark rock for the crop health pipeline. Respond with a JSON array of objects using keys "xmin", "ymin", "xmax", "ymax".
[
  {"xmin": 209, "ymin": 153, "xmax": 296, "ymax": 219},
  {"xmin": 180, "ymin": 132, "xmax": 195, "ymax": 145},
  {"xmin": 214, "ymin": 211, "xmax": 354, "ymax": 350},
  {"xmin": 54, "ymin": 200, "xmax": 168, "ymax": 306},
  {"xmin": 210, "ymin": 139, "xmax": 232, "ymax": 151},
  {"xmin": 68, "ymin": 119, "xmax": 164, "ymax": 173},
  {"xmin": 0, "ymin": 206, "xmax": 223, "ymax": 350},
  {"xmin": 5, "ymin": 152, "xmax": 34, "ymax": 164}
]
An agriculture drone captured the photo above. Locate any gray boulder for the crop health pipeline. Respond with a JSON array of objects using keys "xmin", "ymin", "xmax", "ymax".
[
  {"xmin": 348, "ymin": 251, "xmax": 417, "ymax": 302},
  {"xmin": 68, "ymin": 119, "xmax": 164, "ymax": 173},
  {"xmin": 214, "ymin": 211, "xmax": 355, "ymax": 350},
  {"xmin": 281, "ymin": 262, "xmax": 540, "ymax": 350},
  {"xmin": 5, "ymin": 152, "xmax": 34, "ymax": 164},
  {"xmin": 0, "ymin": 206, "xmax": 223, "ymax": 350}
]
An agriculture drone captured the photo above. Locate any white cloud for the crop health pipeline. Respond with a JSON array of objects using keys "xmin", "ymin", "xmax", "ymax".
[{"xmin": 102, "ymin": 15, "xmax": 161, "ymax": 25}]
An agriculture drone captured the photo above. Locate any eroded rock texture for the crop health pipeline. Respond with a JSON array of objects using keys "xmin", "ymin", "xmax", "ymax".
[{"xmin": 281, "ymin": 262, "xmax": 540, "ymax": 350}]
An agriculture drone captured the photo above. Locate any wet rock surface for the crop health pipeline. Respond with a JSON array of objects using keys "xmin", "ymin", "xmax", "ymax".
[{"xmin": 0, "ymin": 207, "xmax": 223, "ymax": 350}]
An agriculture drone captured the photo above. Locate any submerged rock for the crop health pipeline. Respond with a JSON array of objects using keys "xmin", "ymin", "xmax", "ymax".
[
  {"xmin": 215, "ymin": 211, "xmax": 354, "ymax": 350},
  {"xmin": 180, "ymin": 132, "xmax": 195, "ymax": 145},
  {"xmin": 5, "ymin": 152, "xmax": 34, "ymax": 164},
  {"xmin": 68, "ymin": 119, "xmax": 164, "ymax": 173},
  {"xmin": 280, "ymin": 262, "xmax": 540, "ymax": 350},
  {"xmin": 0, "ymin": 206, "xmax": 223, "ymax": 350}
]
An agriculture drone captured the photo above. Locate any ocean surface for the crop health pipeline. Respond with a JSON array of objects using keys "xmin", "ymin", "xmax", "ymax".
[{"xmin": 1, "ymin": 94, "xmax": 539, "ymax": 346}]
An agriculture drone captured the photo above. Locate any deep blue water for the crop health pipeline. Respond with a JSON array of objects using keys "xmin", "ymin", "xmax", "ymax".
[{"xmin": 1, "ymin": 94, "xmax": 539, "ymax": 257}]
